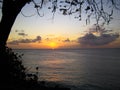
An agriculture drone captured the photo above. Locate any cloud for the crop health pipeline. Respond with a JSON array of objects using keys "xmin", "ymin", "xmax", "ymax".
[
  {"xmin": 15, "ymin": 30, "xmax": 28, "ymax": 37},
  {"xmin": 78, "ymin": 33, "xmax": 119, "ymax": 46},
  {"xmin": 32, "ymin": 36, "xmax": 41, "ymax": 42},
  {"xmin": 8, "ymin": 36, "xmax": 41, "ymax": 45},
  {"xmin": 63, "ymin": 38, "xmax": 70, "ymax": 42},
  {"xmin": 78, "ymin": 24, "xmax": 119, "ymax": 46},
  {"xmin": 18, "ymin": 32, "xmax": 28, "ymax": 37},
  {"xmin": 45, "ymin": 38, "xmax": 49, "ymax": 40},
  {"xmin": 46, "ymin": 34, "xmax": 55, "ymax": 37},
  {"xmin": 88, "ymin": 24, "xmax": 113, "ymax": 34},
  {"xmin": 8, "ymin": 40, "xmax": 19, "ymax": 45}
]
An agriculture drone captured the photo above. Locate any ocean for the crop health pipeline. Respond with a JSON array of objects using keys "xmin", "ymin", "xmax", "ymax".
[{"xmin": 14, "ymin": 49, "xmax": 120, "ymax": 90}]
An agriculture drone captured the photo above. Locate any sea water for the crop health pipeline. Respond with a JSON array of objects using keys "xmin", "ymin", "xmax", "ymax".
[{"xmin": 14, "ymin": 49, "xmax": 120, "ymax": 90}]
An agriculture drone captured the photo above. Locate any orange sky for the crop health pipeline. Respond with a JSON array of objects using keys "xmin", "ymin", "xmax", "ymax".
[{"xmin": 0, "ymin": 1, "xmax": 120, "ymax": 49}]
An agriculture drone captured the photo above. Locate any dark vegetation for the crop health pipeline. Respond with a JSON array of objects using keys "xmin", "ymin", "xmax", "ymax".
[
  {"xmin": 0, "ymin": 46, "xmax": 70, "ymax": 90},
  {"xmin": 0, "ymin": 0, "xmax": 120, "ymax": 90},
  {"xmin": 0, "ymin": 0, "xmax": 120, "ymax": 46}
]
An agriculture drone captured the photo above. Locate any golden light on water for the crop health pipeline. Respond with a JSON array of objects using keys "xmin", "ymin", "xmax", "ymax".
[{"xmin": 40, "ymin": 59, "xmax": 67, "ymax": 82}]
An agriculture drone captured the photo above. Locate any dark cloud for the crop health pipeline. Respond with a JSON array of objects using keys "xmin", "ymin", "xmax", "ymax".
[
  {"xmin": 15, "ymin": 30, "xmax": 28, "ymax": 37},
  {"xmin": 45, "ymin": 38, "xmax": 50, "ymax": 41},
  {"xmin": 8, "ymin": 36, "xmax": 41, "ymax": 45},
  {"xmin": 78, "ymin": 24, "xmax": 119, "ymax": 46},
  {"xmin": 18, "ymin": 33, "xmax": 28, "ymax": 37},
  {"xmin": 8, "ymin": 40, "xmax": 19, "ymax": 45},
  {"xmin": 15, "ymin": 30, "xmax": 24, "ymax": 32},
  {"xmin": 87, "ymin": 24, "xmax": 113, "ymax": 35},
  {"xmin": 63, "ymin": 38, "xmax": 70, "ymax": 42},
  {"xmin": 32, "ymin": 36, "xmax": 41, "ymax": 42},
  {"xmin": 78, "ymin": 33, "xmax": 119, "ymax": 46}
]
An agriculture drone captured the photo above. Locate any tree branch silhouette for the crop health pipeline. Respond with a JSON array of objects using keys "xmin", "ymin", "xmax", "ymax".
[
  {"xmin": 20, "ymin": 11, "xmax": 36, "ymax": 17},
  {"xmin": 0, "ymin": 0, "xmax": 120, "ymax": 47}
]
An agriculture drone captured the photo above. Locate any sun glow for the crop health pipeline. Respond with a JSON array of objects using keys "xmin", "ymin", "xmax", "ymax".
[{"xmin": 49, "ymin": 42, "xmax": 58, "ymax": 49}]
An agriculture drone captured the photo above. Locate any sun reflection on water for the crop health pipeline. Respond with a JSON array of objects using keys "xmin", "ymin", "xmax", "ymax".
[{"xmin": 38, "ymin": 59, "xmax": 67, "ymax": 82}]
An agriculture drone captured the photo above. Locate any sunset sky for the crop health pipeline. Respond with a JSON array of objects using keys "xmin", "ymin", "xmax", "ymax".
[{"xmin": 0, "ymin": 1, "xmax": 120, "ymax": 49}]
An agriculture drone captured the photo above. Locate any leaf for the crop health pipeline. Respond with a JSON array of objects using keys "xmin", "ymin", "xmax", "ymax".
[{"xmin": 85, "ymin": 6, "xmax": 90, "ymax": 11}]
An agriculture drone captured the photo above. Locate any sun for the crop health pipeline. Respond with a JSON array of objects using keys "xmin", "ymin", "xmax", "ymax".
[{"xmin": 49, "ymin": 42, "xmax": 58, "ymax": 49}]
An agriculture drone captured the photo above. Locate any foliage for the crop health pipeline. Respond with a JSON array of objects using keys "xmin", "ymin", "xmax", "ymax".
[
  {"xmin": 17, "ymin": 0, "xmax": 120, "ymax": 24},
  {"xmin": 0, "ymin": 0, "xmax": 120, "ymax": 46},
  {"xmin": 1, "ymin": 0, "xmax": 120, "ymax": 24},
  {"xmin": 0, "ymin": 47, "xmax": 70, "ymax": 90},
  {"xmin": 0, "ymin": 47, "xmax": 38, "ymax": 89}
]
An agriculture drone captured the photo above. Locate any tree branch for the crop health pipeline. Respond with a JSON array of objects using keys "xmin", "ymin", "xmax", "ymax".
[
  {"xmin": 0, "ymin": 0, "xmax": 2, "ymax": 3},
  {"xmin": 20, "ymin": 11, "xmax": 36, "ymax": 17}
]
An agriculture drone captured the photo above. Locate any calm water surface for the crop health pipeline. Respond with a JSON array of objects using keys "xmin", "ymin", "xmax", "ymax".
[{"xmin": 14, "ymin": 49, "xmax": 120, "ymax": 90}]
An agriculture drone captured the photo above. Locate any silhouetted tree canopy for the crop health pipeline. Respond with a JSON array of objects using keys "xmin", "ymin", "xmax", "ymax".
[
  {"xmin": 0, "ymin": 0, "xmax": 120, "ymax": 89},
  {"xmin": 0, "ymin": 46, "xmax": 71, "ymax": 89},
  {"xmin": 0, "ymin": 0, "xmax": 120, "ymax": 46}
]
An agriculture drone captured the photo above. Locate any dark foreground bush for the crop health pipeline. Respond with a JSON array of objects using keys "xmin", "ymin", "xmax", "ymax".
[{"xmin": 0, "ymin": 47, "xmax": 70, "ymax": 90}]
